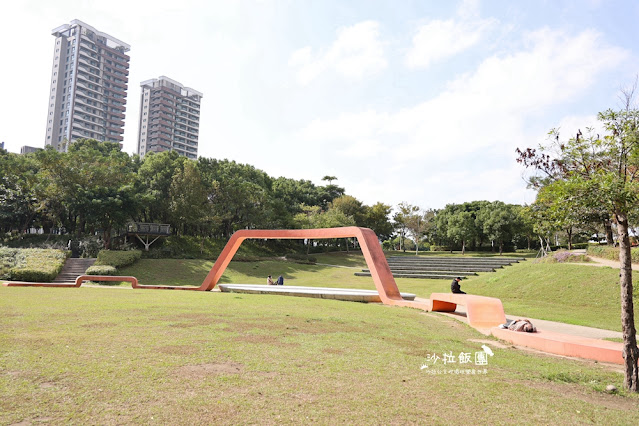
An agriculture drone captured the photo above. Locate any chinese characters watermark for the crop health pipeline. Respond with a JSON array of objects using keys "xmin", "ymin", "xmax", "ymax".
[{"xmin": 420, "ymin": 344, "xmax": 494, "ymax": 374}]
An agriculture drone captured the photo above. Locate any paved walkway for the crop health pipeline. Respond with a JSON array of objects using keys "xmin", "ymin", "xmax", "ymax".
[
  {"xmin": 569, "ymin": 251, "xmax": 639, "ymax": 270},
  {"xmin": 415, "ymin": 296, "xmax": 622, "ymax": 340}
]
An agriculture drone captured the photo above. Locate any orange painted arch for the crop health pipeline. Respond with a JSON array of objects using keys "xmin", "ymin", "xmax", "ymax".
[{"xmin": 135, "ymin": 227, "xmax": 429, "ymax": 310}]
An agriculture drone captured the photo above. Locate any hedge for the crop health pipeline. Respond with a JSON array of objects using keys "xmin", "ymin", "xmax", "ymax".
[
  {"xmin": 0, "ymin": 248, "xmax": 19, "ymax": 279},
  {"xmin": 7, "ymin": 248, "xmax": 69, "ymax": 282},
  {"xmin": 95, "ymin": 250, "xmax": 142, "ymax": 268},
  {"xmin": 587, "ymin": 245, "xmax": 639, "ymax": 264},
  {"xmin": 85, "ymin": 265, "xmax": 117, "ymax": 275}
]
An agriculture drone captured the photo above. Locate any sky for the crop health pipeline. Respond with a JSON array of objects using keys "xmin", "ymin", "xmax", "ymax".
[{"xmin": 1, "ymin": 0, "xmax": 638, "ymax": 211}]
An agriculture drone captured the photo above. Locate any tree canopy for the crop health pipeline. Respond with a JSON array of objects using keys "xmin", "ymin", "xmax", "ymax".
[{"xmin": 517, "ymin": 88, "xmax": 639, "ymax": 391}]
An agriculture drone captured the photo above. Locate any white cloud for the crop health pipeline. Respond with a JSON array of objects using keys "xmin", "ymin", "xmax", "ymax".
[
  {"xmin": 289, "ymin": 21, "xmax": 387, "ymax": 85},
  {"xmin": 405, "ymin": 8, "xmax": 496, "ymax": 69},
  {"xmin": 296, "ymin": 29, "xmax": 629, "ymax": 208}
]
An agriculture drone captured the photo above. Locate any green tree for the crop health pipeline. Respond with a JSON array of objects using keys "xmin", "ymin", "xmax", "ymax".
[
  {"xmin": 330, "ymin": 195, "xmax": 365, "ymax": 224},
  {"xmin": 404, "ymin": 206, "xmax": 429, "ymax": 255},
  {"xmin": 361, "ymin": 202, "xmax": 394, "ymax": 241},
  {"xmin": 321, "ymin": 175, "xmax": 337, "ymax": 185},
  {"xmin": 137, "ymin": 151, "xmax": 186, "ymax": 224},
  {"xmin": 169, "ymin": 161, "xmax": 209, "ymax": 236},
  {"xmin": 447, "ymin": 210, "xmax": 475, "ymax": 254},
  {"xmin": 69, "ymin": 140, "xmax": 137, "ymax": 248},
  {"xmin": 0, "ymin": 150, "xmax": 43, "ymax": 233},
  {"xmin": 198, "ymin": 159, "xmax": 274, "ymax": 237},
  {"xmin": 393, "ymin": 202, "xmax": 416, "ymax": 252},
  {"xmin": 516, "ymin": 88, "xmax": 639, "ymax": 391},
  {"xmin": 478, "ymin": 201, "xmax": 517, "ymax": 255},
  {"xmin": 35, "ymin": 140, "xmax": 138, "ymax": 245},
  {"xmin": 512, "ymin": 205, "xmax": 536, "ymax": 251}
]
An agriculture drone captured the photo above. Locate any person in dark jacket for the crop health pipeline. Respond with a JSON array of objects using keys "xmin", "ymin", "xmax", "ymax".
[
  {"xmin": 451, "ymin": 277, "xmax": 466, "ymax": 294},
  {"xmin": 276, "ymin": 275, "xmax": 284, "ymax": 285}
]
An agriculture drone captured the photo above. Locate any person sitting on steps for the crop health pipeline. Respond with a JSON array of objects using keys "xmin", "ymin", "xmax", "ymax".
[
  {"xmin": 451, "ymin": 277, "xmax": 466, "ymax": 294},
  {"xmin": 267, "ymin": 275, "xmax": 275, "ymax": 285}
]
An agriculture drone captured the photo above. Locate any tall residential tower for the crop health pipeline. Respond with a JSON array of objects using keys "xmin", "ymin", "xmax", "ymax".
[
  {"xmin": 44, "ymin": 20, "xmax": 130, "ymax": 150},
  {"xmin": 137, "ymin": 76, "xmax": 202, "ymax": 159}
]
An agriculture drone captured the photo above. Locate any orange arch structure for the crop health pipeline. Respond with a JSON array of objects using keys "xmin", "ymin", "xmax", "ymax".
[{"xmin": 136, "ymin": 227, "xmax": 428, "ymax": 310}]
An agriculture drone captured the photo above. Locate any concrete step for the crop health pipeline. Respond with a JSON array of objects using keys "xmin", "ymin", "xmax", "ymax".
[
  {"xmin": 52, "ymin": 258, "xmax": 96, "ymax": 283},
  {"xmin": 380, "ymin": 265, "xmax": 496, "ymax": 272},
  {"xmin": 355, "ymin": 272, "xmax": 465, "ymax": 280},
  {"xmin": 387, "ymin": 256, "xmax": 525, "ymax": 262},
  {"xmin": 386, "ymin": 259, "xmax": 520, "ymax": 266},
  {"xmin": 363, "ymin": 269, "xmax": 479, "ymax": 276}
]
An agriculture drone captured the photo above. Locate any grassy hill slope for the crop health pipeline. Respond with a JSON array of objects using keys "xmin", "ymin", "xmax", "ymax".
[{"xmin": 117, "ymin": 253, "xmax": 638, "ymax": 332}]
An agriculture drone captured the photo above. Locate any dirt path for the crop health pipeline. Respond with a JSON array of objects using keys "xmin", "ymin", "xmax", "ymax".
[{"xmin": 566, "ymin": 249, "xmax": 639, "ymax": 270}]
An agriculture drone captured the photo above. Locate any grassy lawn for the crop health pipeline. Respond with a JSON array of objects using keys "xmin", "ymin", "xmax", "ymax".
[
  {"xmin": 115, "ymin": 252, "xmax": 637, "ymax": 332},
  {"xmin": 462, "ymin": 261, "xmax": 639, "ymax": 331},
  {"xmin": 1, "ymin": 285, "xmax": 637, "ymax": 424}
]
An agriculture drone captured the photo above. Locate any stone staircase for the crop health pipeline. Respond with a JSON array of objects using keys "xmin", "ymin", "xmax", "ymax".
[
  {"xmin": 354, "ymin": 256, "xmax": 525, "ymax": 280},
  {"xmin": 52, "ymin": 258, "xmax": 96, "ymax": 283}
]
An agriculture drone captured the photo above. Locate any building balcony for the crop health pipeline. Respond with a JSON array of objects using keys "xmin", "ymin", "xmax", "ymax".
[{"xmin": 102, "ymin": 67, "xmax": 129, "ymax": 82}]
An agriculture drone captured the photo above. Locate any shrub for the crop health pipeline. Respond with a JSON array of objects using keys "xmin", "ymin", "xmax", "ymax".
[
  {"xmin": 430, "ymin": 245, "xmax": 449, "ymax": 252},
  {"xmin": 8, "ymin": 248, "xmax": 68, "ymax": 282},
  {"xmin": 571, "ymin": 243, "xmax": 589, "ymax": 250},
  {"xmin": 10, "ymin": 268, "xmax": 58, "ymax": 282},
  {"xmin": 85, "ymin": 265, "xmax": 117, "ymax": 275},
  {"xmin": 285, "ymin": 253, "xmax": 317, "ymax": 264},
  {"xmin": 0, "ymin": 248, "xmax": 19, "ymax": 279},
  {"xmin": 553, "ymin": 250, "xmax": 590, "ymax": 263},
  {"xmin": 536, "ymin": 250, "xmax": 591, "ymax": 264},
  {"xmin": 78, "ymin": 238, "xmax": 102, "ymax": 258},
  {"xmin": 95, "ymin": 250, "xmax": 142, "ymax": 268},
  {"xmin": 587, "ymin": 245, "xmax": 639, "ymax": 263}
]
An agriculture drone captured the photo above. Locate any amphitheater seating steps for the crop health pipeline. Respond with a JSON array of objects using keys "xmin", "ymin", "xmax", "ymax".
[{"xmin": 354, "ymin": 256, "xmax": 524, "ymax": 279}]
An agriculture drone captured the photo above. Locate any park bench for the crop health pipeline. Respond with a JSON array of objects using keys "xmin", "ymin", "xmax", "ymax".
[
  {"xmin": 3, "ymin": 275, "xmax": 139, "ymax": 288},
  {"xmin": 75, "ymin": 275, "xmax": 139, "ymax": 287},
  {"xmin": 429, "ymin": 292, "xmax": 506, "ymax": 328}
]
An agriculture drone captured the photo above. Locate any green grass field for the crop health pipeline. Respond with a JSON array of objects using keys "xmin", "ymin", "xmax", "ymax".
[
  {"xmin": 117, "ymin": 252, "xmax": 637, "ymax": 332},
  {"xmin": 1, "ymin": 285, "xmax": 638, "ymax": 424},
  {"xmin": 2, "ymin": 251, "xmax": 639, "ymax": 423}
]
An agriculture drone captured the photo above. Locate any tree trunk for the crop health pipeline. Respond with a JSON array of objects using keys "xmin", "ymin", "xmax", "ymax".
[
  {"xmin": 461, "ymin": 240, "xmax": 465, "ymax": 255},
  {"xmin": 499, "ymin": 240, "xmax": 503, "ymax": 255},
  {"xmin": 566, "ymin": 227, "xmax": 573, "ymax": 250},
  {"xmin": 103, "ymin": 227, "xmax": 112, "ymax": 250},
  {"xmin": 604, "ymin": 218, "xmax": 614, "ymax": 245},
  {"xmin": 614, "ymin": 212, "xmax": 639, "ymax": 392}
]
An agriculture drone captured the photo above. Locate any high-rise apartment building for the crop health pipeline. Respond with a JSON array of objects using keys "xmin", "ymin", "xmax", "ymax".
[
  {"xmin": 44, "ymin": 20, "xmax": 130, "ymax": 150},
  {"xmin": 137, "ymin": 76, "xmax": 202, "ymax": 159}
]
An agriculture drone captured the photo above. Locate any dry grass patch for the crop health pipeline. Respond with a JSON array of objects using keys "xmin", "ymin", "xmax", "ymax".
[{"xmin": 1, "ymin": 286, "xmax": 638, "ymax": 424}]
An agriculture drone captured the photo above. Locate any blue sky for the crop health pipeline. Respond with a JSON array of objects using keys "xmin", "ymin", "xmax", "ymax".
[{"xmin": 1, "ymin": 0, "xmax": 638, "ymax": 210}]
